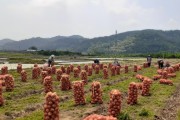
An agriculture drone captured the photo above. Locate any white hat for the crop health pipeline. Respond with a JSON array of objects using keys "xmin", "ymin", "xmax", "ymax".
[{"xmin": 51, "ymin": 55, "xmax": 55, "ymax": 58}]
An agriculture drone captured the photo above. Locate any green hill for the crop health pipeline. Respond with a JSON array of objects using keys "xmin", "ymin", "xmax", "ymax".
[{"xmin": 1, "ymin": 29, "xmax": 180, "ymax": 54}]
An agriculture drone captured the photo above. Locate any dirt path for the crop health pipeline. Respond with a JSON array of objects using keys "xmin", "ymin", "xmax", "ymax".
[{"xmin": 155, "ymin": 83, "xmax": 180, "ymax": 120}]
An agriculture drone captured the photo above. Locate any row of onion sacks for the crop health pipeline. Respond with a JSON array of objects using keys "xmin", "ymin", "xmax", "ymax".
[
  {"xmin": 44, "ymin": 92, "xmax": 60, "ymax": 120},
  {"xmin": 0, "ymin": 81, "xmax": 4, "ymax": 106}
]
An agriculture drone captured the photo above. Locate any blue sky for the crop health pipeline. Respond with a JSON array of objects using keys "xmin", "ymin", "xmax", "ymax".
[{"xmin": 0, "ymin": 0, "xmax": 179, "ymax": 40}]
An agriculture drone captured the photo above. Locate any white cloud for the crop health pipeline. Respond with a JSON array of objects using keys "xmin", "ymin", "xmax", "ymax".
[{"xmin": 0, "ymin": 0, "xmax": 179, "ymax": 40}]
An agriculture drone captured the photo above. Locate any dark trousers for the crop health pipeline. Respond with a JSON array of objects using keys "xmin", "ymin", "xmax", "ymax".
[
  {"xmin": 48, "ymin": 60, "xmax": 52, "ymax": 67},
  {"xmin": 148, "ymin": 62, "xmax": 151, "ymax": 67},
  {"xmin": 158, "ymin": 63, "xmax": 163, "ymax": 69}
]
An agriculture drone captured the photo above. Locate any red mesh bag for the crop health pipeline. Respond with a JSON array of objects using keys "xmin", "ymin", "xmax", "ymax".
[
  {"xmin": 32, "ymin": 67, "xmax": 39, "ymax": 79},
  {"xmin": 41, "ymin": 71, "xmax": 48, "ymax": 83},
  {"xmin": 73, "ymin": 81, "xmax": 86, "ymax": 105},
  {"xmin": 73, "ymin": 67, "xmax": 79, "ymax": 78},
  {"xmin": 1, "ymin": 66, "xmax": 8, "ymax": 75},
  {"xmin": 153, "ymin": 75, "xmax": 162, "ymax": 80},
  {"xmin": 103, "ymin": 68, "xmax": 108, "ymax": 79},
  {"xmin": 167, "ymin": 73, "xmax": 176, "ymax": 78},
  {"xmin": 162, "ymin": 71, "xmax": 168, "ymax": 79},
  {"xmin": 77, "ymin": 65, "xmax": 81, "ymax": 73},
  {"xmin": 143, "ymin": 62, "xmax": 148, "ymax": 68},
  {"xmin": 56, "ymin": 69, "xmax": 63, "ymax": 81},
  {"xmin": 125, "ymin": 65, "xmax": 128, "ymax": 73},
  {"xmin": 43, "ymin": 76, "xmax": 53, "ymax": 93},
  {"xmin": 70, "ymin": 64, "xmax": 74, "ymax": 72},
  {"xmin": 159, "ymin": 79, "xmax": 173, "ymax": 85},
  {"xmin": 84, "ymin": 65, "xmax": 89, "ymax": 72},
  {"xmin": 108, "ymin": 63, "xmax": 112, "ymax": 69},
  {"xmin": 60, "ymin": 74, "xmax": 72, "ymax": 91},
  {"xmin": 51, "ymin": 66, "xmax": 56, "ymax": 74},
  {"xmin": 92, "ymin": 63, "xmax": 96, "ymax": 70},
  {"xmin": 99, "ymin": 63, "xmax": 103, "ymax": 70},
  {"xmin": 90, "ymin": 81, "xmax": 103, "ymax": 104},
  {"xmin": 80, "ymin": 70, "xmax": 88, "ymax": 84},
  {"xmin": 127, "ymin": 82, "xmax": 138, "ymax": 105},
  {"xmin": 134, "ymin": 65, "xmax": 137, "ymax": 72},
  {"xmin": 88, "ymin": 67, "xmax": 93, "ymax": 76},
  {"xmin": 108, "ymin": 89, "xmax": 121, "ymax": 117},
  {"xmin": 111, "ymin": 66, "xmax": 116, "ymax": 76},
  {"xmin": 141, "ymin": 78, "xmax": 151, "ymax": 96},
  {"xmin": 17, "ymin": 64, "xmax": 22, "ymax": 73},
  {"xmin": 116, "ymin": 66, "xmax": 120, "ymax": 75},
  {"xmin": 44, "ymin": 92, "xmax": 60, "ymax": 120},
  {"xmin": 21, "ymin": 70, "xmax": 27, "ymax": 82},
  {"xmin": 61, "ymin": 66, "xmax": 66, "ymax": 73},
  {"xmin": 4, "ymin": 74, "xmax": 14, "ymax": 92},
  {"xmin": 95, "ymin": 65, "xmax": 100, "ymax": 74},
  {"xmin": 66, "ymin": 66, "xmax": 71, "ymax": 75}
]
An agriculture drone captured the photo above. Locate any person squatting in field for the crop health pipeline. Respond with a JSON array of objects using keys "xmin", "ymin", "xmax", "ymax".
[
  {"xmin": 48, "ymin": 55, "xmax": 55, "ymax": 67},
  {"xmin": 157, "ymin": 58, "xmax": 164, "ymax": 69}
]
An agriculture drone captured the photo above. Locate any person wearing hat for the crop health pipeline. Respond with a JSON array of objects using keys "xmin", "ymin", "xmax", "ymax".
[
  {"xmin": 48, "ymin": 55, "xmax": 55, "ymax": 67},
  {"xmin": 147, "ymin": 55, "xmax": 152, "ymax": 67}
]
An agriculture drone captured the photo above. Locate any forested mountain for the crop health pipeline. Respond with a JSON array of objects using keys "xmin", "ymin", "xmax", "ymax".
[{"xmin": 1, "ymin": 29, "xmax": 180, "ymax": 54}]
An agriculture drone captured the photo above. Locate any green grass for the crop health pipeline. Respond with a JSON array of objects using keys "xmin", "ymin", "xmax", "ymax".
[{"xmin": 0, "ymin": 61, "xmax": 180, "ymax": 120}]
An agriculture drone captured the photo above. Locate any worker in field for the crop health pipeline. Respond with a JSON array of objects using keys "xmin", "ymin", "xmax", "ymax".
[
  {"xmin": 113, "ymin": 59, "xmax": 120, "ymax": 67},
  {"xmin": 48, "ymin": 55, "xmax": 55, "ymax": 67},
  {"xmin": 94, "ymin": 59, "xmax": 100, "ymax": 64},
  {"xmin": 157, "ymin": 58, "xmax": 164, "ymax": 69},
  {"xmin": 147, "ymin": 55, "xmax": 152, "ymax": 67}
]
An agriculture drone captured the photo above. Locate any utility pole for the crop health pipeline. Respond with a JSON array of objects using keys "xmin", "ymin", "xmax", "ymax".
[{"xmin": 115, "ymin": 30, "xmax": 118, "ymax": 61}]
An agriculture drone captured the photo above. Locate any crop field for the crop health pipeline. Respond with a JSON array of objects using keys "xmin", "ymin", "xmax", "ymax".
[{"xmin": 0, "ymin": 59, "xmax": 180, "ymax": 120}]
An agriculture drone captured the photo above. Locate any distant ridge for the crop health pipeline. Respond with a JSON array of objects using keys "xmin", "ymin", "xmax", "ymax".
[{"xmin": 1, "ymin": 29, "xmax": 180, "ymax": 54}]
